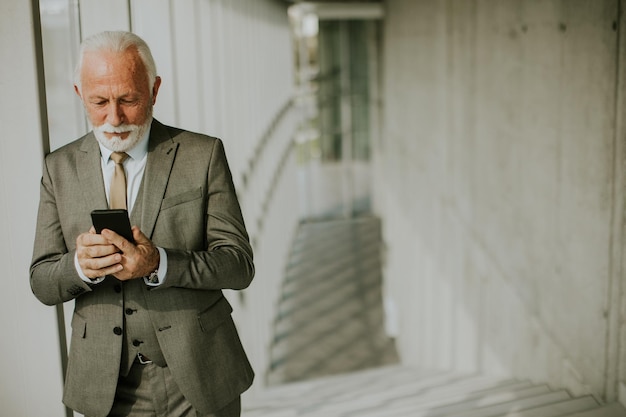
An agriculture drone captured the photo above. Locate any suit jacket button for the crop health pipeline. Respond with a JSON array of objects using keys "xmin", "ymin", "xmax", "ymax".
[
  {"xmin": 113, "ymin": 327, "xmax": 123, "ymax": 335},
  {"xmin": 132, "ymin": 339, "xmax": 143, "ymax": 347},
  {"xmin": 125, "ymin": 308, "xmax": 134, "ymax": 315},
  {"xmin": 114, "ymin": 285, "xmax": 122, "ymax": 293}
]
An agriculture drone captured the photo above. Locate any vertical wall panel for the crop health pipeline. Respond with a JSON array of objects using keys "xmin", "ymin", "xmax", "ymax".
[
  {"xmin": 198, "ymin": 0, "xmax": 224, "ymax": 137},
  {"xmin": 131, "ymin": 0, "xmax": 178, "ymax": 126},
  {"xmin": 79, "ymin": 0, "xmax": 130, "ymax": 38},
  {"xmin": 0, "ymin": 1, "xmax": 67, "ymax": 416},
  {"xmin": 170, "ymin": 0, "xmax": 203, "ymax": 132},
  {"xmin": 610, "ymin": 0, "xmax": 626, "ymax": 402}
]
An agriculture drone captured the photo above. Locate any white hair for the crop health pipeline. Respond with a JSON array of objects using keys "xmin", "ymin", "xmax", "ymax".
[{"xmin": 74, "ymin": 31, "xmax": 157, "ymax": 91}]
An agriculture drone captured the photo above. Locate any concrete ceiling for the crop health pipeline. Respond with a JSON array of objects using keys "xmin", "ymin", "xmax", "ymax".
[{"xmin": 286, "ymin": 1, "xmax": 384, "ymax": 20}]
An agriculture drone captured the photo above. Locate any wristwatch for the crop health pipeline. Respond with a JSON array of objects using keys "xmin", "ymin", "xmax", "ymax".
[{"xmin": 146, "ymin": 269, "xmax": 159, "ymax": 284}]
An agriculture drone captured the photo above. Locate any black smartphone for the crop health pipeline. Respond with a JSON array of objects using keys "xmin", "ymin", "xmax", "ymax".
[{"xmin": 91, "ymin": 209, "xmax": 134, "ymax": 243}]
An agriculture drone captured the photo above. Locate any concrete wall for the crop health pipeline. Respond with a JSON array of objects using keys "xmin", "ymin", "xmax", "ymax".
[
  {"xmin": 374, "ymin": 0, "xmax": 625, "ymax": 402},
  {"xmin": 1, "ymin": 0, "xmax": 298, "ymax": 415}
]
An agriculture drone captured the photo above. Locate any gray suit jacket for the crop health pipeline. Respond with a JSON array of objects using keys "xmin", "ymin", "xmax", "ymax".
[{"xmin": 30, "ymin": 119, "xmax": 255, "ymax": 417}]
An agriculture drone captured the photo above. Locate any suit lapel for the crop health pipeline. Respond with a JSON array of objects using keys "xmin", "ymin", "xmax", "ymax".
[
  {"xmin": 136, "ymin": 119, "xmax": 178, "ymax": 238},
  {"xmin": 77, "ymin": 134, "xmax": 109, "ymax": 211}
]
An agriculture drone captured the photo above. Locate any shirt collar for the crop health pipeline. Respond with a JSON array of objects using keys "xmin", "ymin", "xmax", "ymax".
[{"xmin": 98, "ymin": 123, "xmax": 152, "ymax": 163}]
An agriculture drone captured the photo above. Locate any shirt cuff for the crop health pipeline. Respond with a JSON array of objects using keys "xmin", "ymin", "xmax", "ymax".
[
  {"xmin": 74, "ymin": 252, "xmax": 105, "ymax": 284},
  {"xmin": 144, "ymin": 247, "xmax": 168, "ymax": 286}
]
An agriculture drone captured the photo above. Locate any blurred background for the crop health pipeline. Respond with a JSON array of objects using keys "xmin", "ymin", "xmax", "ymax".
[{"xmin": 2, "ymin": 0, "xmax": 626, "ymax": 416}]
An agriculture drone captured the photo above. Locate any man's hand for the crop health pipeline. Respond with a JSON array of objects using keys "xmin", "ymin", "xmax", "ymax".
[
  {"xmin": 76, "ymin": 226, "xmax": 124, "ymax": 279},
  {"xmin": 101, "ymin": 226, "xmax": 160, "ymax": 281},
  {"xmin": 76, "ymin": 226, "xmax": 159, "ymax": 281}
]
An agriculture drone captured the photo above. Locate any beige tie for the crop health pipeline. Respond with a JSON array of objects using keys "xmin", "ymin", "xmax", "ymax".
[{"xmin": 109, "ymin": 152, "xmax": 129, "ymax": 209}]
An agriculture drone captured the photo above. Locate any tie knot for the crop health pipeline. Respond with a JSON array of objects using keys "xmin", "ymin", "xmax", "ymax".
[{"xmin": 111, "ymin": 152, "xmax": 129, "ymax": 165}]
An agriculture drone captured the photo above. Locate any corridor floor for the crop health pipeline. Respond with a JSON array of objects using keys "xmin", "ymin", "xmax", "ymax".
[{"xmin": 266, "ymin": 216, "xmax": 399, "ymax": 385}]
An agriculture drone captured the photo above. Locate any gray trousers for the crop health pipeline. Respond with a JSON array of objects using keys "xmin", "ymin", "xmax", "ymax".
[{"xmin": 101, "ymin": 362, "xmax": 241, "ymax": 417}]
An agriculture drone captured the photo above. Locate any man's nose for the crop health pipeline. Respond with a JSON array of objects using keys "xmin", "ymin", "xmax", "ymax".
[{"xmin": 105, "ymin": 102, "xmax": 124, "ymax": 126}]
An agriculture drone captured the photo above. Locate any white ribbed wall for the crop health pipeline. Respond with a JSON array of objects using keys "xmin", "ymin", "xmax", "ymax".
[
  {"xmin": 1, "ymin": 0, "xmax": 299, "ymax": 415},
  {"xmin": 0, "ymin": 2, "xmax": 68, "ymax": 417}
]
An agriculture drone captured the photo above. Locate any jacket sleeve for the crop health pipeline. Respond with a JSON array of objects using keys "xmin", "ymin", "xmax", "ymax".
[{"xmin": 30, "ymin": 156, "xmax": 93, "ymax": 306}]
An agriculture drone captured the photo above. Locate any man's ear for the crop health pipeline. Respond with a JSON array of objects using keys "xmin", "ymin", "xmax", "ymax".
[{"xmin": 151, "ymin": 76, "xmax": 162, "ymax": 105}]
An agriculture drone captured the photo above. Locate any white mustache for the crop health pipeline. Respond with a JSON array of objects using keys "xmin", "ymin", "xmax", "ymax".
[{"xmin": 95, "ymin": 123, "xmax": 140, "ymax": 134}]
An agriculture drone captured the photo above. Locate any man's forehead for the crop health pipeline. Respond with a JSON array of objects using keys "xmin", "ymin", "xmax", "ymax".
[
  {"xmin": 80, "ymin": 49, "xmax": 148, "ymax": 87},
  {"xmin": 83, "ymin": 49, "xmax": 140, "ymax": 69}
]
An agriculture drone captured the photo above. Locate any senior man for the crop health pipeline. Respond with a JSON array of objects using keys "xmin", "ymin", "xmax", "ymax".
[{"xmin": 30, "ymin": 31, "xmax": 254, "ymax": 417}]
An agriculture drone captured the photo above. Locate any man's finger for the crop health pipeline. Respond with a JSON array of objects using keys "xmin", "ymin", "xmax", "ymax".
[
  {"xmin": 131, "ymin": 226, "xmax": 150, "ymax": 245},
  {"xmin": 78, "ymin": 251, "xmax": 123, "ymax": 278},
  {"xmin": 101, "ymin": 229, "xmax": 134, "ymax": 253},
  {"xmin": 84, "ymin": 243, "xmax": 120, "ymax": 259},
  {"xmin": 77, "ymin": 231, "xmax": 110, "ymax": 247},
  {"xmin": 85, "ymin": 263, "xmax": 124, "ymax": 279}
]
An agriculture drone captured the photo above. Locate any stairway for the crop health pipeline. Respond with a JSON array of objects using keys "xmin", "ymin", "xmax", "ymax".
[
  {"xmin": 250, "ymin": 217, "xmax": 626, "ymax": 416},
  {"xmin": 244, "ymin": 365, "xmax": 626, "ymax": 416},
  {"xmin": 266, "ymin": 216, "xmax": 398, "ymax": 385}
]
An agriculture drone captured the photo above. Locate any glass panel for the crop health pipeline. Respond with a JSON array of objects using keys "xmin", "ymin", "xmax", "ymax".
[
  {"xmin": 40, "ymin": 0, "xmax": 85, "ymax": 151},
  {"xmin": 291, "ymin": 11, "xmax": 379, "ymax": 220}
]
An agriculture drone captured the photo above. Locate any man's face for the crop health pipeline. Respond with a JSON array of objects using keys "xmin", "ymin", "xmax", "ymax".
[{"xmin": 75, "ymin": 48, "xmax": 161, "ymax": 151}]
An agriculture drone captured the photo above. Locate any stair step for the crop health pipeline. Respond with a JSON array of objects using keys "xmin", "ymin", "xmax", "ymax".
[
  {"xmin": 564, "ymin": 402, "xmax": 626, "ymax": 417},
  {"xmin": 354, "ymin": 383, "xmax": 550, "ymax": 417},
  {"xmin": 254, "ymin": 366, "xmax": 433, "ymax": 402},
  {"xmin": 252, "ymin": 368, "xmax": 457, "ymax": 407},
  {"xmin": 333, "ymin": 386, "xmax": 561, "ymax": 417},
  {"xmin": 330, "ymin": 376, "xmax": 531, "ymax": 408},
  {"xmin": 439, "ymin": 390, "xmax": 572, "ymax": 417},
  {"xmin": 495, "ymin": 396, "xmax": 600, "ymax": 417},
  {"xmin": 303, "ymin": 381, "xmax": 542, "ymax": 416}
]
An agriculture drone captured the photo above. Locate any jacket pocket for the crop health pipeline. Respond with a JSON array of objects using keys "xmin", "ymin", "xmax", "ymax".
[
  {"xmin": 161, "ymin": 187, "xmax": 203, "ymax": 211},
  {"xmin": 197, "ymin": 297, "xmax": 233, "ymax": 333}
]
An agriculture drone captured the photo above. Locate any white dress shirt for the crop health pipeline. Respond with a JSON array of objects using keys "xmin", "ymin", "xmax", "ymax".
[{"xmin": 75, "ymin": 125, "xmax": 168, "ymax": 285}]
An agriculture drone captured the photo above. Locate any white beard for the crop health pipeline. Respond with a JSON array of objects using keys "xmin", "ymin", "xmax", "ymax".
[{"xmin": 93, "ymin": 116, "xmax": 152, "ymax": 152}]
